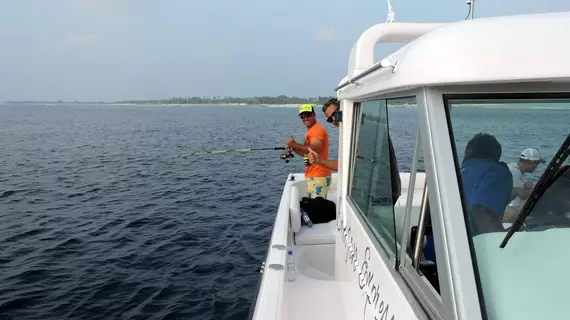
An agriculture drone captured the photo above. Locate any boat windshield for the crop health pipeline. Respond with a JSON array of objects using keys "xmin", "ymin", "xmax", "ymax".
[{"xmin": 445, "ymin": 95, "xmax": 570, "ymax": 320}]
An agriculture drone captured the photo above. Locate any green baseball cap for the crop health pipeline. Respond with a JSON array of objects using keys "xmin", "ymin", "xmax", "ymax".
[{"xmin": 298, "ymin": 104, "xmax": 314, "ymax": 115}]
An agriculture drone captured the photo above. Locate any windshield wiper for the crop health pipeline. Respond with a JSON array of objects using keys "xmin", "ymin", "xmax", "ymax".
[{"xmin": 500, "ymin": 133, "xmax": 570, "ymax": 248}]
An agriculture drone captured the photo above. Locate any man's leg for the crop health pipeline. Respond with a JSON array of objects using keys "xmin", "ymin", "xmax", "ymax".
[{"xmin": 305, "ymin": 176, "xmax": 331, "ymax": 199}]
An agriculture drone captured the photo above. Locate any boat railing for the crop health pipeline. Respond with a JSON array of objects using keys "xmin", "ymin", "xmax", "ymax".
[
  {"xmin": 336, "ymin": 23, "xmax": 444, "ymax": 91},
  {"xmin": 250, "ymin": 174, "xmax": 297, "ymax": 320}
]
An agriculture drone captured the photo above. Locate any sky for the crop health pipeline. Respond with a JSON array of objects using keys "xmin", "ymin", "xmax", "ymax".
[{"xmin": 0, "ymin": 0, "xmax": 568, "ymax": 102}]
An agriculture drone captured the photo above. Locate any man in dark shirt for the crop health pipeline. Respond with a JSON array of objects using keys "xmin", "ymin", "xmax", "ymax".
[
  {"xmin": 424, "ymin": 133, "xmax": 513, "ymax": 262},
  {"xmin": 460, "ymin": 133, "xmax": 513, "ymax": 235}
]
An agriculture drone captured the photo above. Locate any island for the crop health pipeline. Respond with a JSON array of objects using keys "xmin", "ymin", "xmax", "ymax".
[{"xmin": 4, "ymin": 95, "xmax": 337, "ymax": 106}]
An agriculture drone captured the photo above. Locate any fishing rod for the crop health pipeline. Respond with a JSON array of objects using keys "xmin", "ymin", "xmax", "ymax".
[{"xmin": 170, "ymin": 146, "xmax": 296, "ymax": 162}]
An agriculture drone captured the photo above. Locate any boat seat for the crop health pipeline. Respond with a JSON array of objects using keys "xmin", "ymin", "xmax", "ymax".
[
  {"xmin": 295, "ymin": 220, "xmax": 337, "ymax": 245},
  {"xmin": 289, "ymin": 185, "xmax": 337, "ymax": 245}
]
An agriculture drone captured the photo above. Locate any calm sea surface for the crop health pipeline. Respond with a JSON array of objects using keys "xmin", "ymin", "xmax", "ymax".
[
  {"xmin": 1, "ymin": 103, "xmax": 568, "ymax": 319},
  {"xmin": 0, "ymin": 103, "xmax": 336, "ymax": 320}
]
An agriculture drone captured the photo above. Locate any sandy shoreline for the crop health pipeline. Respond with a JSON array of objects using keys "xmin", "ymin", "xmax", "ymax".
[{"xmin": 1, "ymin": 102, "xmax": 421, "ymax": 108}]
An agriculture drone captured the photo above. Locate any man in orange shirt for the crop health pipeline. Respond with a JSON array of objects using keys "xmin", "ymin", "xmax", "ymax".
[{"xmin": 285, "ymin": 104, "xmax": 332, "ymax": 199}]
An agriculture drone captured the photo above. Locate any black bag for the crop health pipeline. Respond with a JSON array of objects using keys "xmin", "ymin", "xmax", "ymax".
[{"xmin": 300, "ymin": 197, "xmax": 337, "ymax": 224}]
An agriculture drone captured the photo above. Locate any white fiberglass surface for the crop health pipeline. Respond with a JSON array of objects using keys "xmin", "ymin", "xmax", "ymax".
[
  {"xmin": 445, "ymin": 96, "xmax": 570, "ymax": 319},
  {"xmin": 283, "ymin": 244, "xmax": 344, "ymax": 320}
]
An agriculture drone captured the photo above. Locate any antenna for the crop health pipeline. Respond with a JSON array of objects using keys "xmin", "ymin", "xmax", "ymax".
[
  {"xmin": 465, "ymin": 0, "xmax": 475, "ymax": 20},
  {"xmin": 386, "ymin": 0, "xmax": 396, "ymax": 23}
]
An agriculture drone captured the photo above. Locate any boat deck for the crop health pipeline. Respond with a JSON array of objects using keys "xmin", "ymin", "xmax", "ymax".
[
  {"xmin": 283, "ymin": 245, "xmax": 346, "ymax": 320},
  {"xmin": 251, "ymin": 172, "xmax": 426, "ymax": 320}
]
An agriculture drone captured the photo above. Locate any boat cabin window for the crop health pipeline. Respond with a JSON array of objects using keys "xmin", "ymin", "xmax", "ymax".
[
  {"xmin": 445, "ymin": 95, "xmax": 570, "ymax": 320},
  {"xmin": 349, "ymin": 97, "xmax": 441, "ymax": 316},
  {"xmin": 388, "ymin": 97, "xmax": 442, "ymax": 315},
  {"xmin": 349, "ymin": 99, "xmax": 399, "ymax": 254},
  {"xmin": 349, "ymin": 98, "xmax": 426, "ymax": 256},
  {"xmin": 386, "ymin": 98, "xmax": 426, "ymax": 250}
]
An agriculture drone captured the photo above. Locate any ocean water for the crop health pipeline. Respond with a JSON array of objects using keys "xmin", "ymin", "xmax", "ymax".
[
  {"xmin": 1, "ymin": 102, "xmax": 568, "ymax": 320},
  {"xmin": 0, "ymin": 104, "xmax": 337, "ymax": 320}
]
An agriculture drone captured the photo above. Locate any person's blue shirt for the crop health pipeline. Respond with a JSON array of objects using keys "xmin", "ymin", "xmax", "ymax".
[
  {"xmin": 424, "ymin": 157, "xmax": 512, "ymax": 262},
  {"xmin": 461, "ymin": 157, "xmax": 513, "ymax": 234}
]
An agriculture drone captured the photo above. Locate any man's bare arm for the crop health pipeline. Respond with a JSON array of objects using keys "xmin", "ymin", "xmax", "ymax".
[
  {"xmin": 290, "ymin": 148, "xmax": 305, "ymax": 157},
  {"xmin": 308, "ymin": 148, "xmax": 338, "ymax": 171},
  {"xmin": 513, "ymin": 187, "xmax": 532, "ymax": 200},
  {"xmin": 289, "ymin": 139, "xmax": 323, "ymax": 155}
]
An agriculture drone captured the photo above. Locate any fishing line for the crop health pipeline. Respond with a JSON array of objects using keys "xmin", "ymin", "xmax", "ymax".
[{"xmin": 169, "ymin": 146, "xmax": 294, "ymax": 162}]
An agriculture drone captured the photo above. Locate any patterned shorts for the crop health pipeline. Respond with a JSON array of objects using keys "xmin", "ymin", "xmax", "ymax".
[{"xmin": 305, "ymin": 176, "xmax": 332, "ymax": 199}]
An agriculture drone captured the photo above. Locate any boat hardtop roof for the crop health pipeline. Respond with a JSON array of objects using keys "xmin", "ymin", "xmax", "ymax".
[{"xmin": 338, "ymin": 11, "xmax": 570, "ymax": 99}]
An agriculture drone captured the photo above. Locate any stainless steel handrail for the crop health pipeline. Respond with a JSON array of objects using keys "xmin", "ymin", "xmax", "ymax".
[
  {"xmin": 413, "ymin": 181, "xmax": 429, "ymax": 271},
  {"xmin": 335, "ymin": 59, "xmax": 394, "ymax": 91}
]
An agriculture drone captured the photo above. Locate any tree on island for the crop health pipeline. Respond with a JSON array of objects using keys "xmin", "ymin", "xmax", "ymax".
[
  {"xmin": 5, "ymin": 96, "xmax": 417, "ymax": 106},
  {"xmin": 116, "ymin": 95, "xmax": 337, "ymax": 105}
]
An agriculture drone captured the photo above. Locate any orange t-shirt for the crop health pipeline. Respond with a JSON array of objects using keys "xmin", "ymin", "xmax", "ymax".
[{"xmin": 303, "ymin": 122, "xmax": 332, "ymax": 178}]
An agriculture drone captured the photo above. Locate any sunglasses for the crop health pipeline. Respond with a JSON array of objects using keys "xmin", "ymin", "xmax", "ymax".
[{"xmin": 299, "ymin": 112, "xmax": 314, "ymax": 119}]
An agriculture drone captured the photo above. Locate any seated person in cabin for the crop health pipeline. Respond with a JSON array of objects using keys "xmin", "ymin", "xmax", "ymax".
[
  {"xmin": 503, "ymin": 148, "xmax": 545, "ymax": 222},
  {"xmin": 424, "ymin": 133, "xmax": 514, "ymax": 261},
  {"xmin": 459, "ymin": 133, "xmax": 513, "ymax": 235},
  {"xmin": 308, "ymin": 98, "xmax": 402, "ymax": 205},
  {"xmin": 285, "ymin": 104, "xmax": 332, "ymax": 199}
]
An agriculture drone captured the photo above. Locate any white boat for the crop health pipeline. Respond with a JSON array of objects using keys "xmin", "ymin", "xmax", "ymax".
[{"xmin": 248, "ymin": 8, "xmax": 570, "ymax": 320}]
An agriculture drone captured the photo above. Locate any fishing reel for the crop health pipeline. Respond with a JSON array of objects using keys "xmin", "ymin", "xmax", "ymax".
[
  {"xmin": 303, "ymin": 155, "xmax": 311, "ymax": 167},
  {"xmin": 280, "ymin": 151, "xmax": 294, "ymax": 163}
]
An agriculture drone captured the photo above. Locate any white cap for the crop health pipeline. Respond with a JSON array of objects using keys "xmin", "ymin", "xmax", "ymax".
[{"xmin": 520, "ymin": 148, "xmax": 546, "ymax": 163}]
